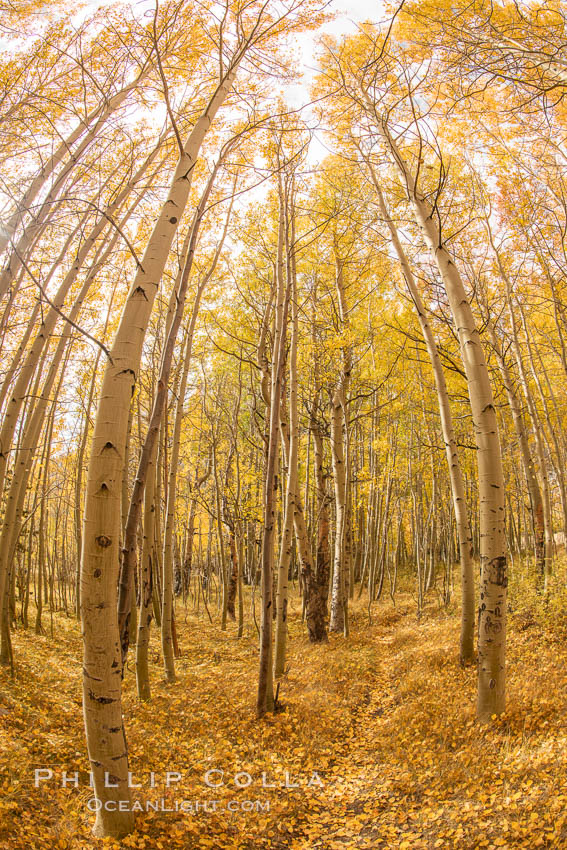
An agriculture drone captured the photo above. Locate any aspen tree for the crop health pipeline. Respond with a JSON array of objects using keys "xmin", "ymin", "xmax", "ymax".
[
  {"xmin": 404, "ymin": 0, "xmax": 567, "ymax": 96},
  {"xmin": 73, "ymin": 280, "xmax": 122, "ymax": 619},
  {"xmin": 81, "ymin": 55, "xmax": 239, "ymax": 846},
  {"xmin": 488, "ymin": 235, "xmax": 554, "ymax": 589},
  {"xmin": 329, "ymin": 252, "xmax": 351, "ymax": 635},
  {"xmin": 117, "ymin": 151, "xmax": 231, "ymax": 661},
  {"xmin": 224, "ymin": 460, "xmax": 240, "ymax": 622},
  {"xmin": 0, "ymin": 206, "xmax": 139, "ymax": 625},
  {"xmin": 519, "ymin": 304, "xmax": 566, "ymax": 541},
  {"xmin": 480, "ymin": 292, "xmax": 545, "ymax": 578},
  {"xmin": 378, "ymin": 119, "xmax": 507, "ymax": 720},
  {"xmin": 0, "ymin": 306, "xmax": 87, "ymax": 638},
  {"xmin": 35, "ymin": 432, "xmax": 52, "ymax": 636},
  {"xmin": 0, "ymin": 214, "xmax": 88, "ymax": 416},
  {"xmin": 212, "ymin": 421, "xmax": 230, "ymax": 631},
  {"xmin": 0, "ymin": 137, "xmax": 163, "ymax": 524},
  {"xmin": 288, "ymin": 223, "xmax": 327, "ymax": 643},
  {"xmin": 257, "ymin": 181, "xmax": 289, "ymax": 716},
  {"xmin": 162, "ymin": 186, "xmax": 234, "ymax": 676},
  {"xmin": 309, "ymin": 285, "xmax": 332, "ymax": 634},
  {"xmin": 370, "ymin": 176, "xmax": 475, "ymax": 664},
  {"xmin": 274, "ymin": 179, "xmax": 295, "ymax": 676},
  {"xmin": 136, "ymin": 447, "xmax": 158, "ymax": 702},
  {"xmin": 80, "ymin": 4, "xmax": 320, "ymax": 829}
]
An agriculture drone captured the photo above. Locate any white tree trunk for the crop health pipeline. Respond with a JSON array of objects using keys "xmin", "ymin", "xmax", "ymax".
[
  {"xmin": 257, "ymin": 186, "xmax": 289, "ymax": 715},
  {"xmin": 80, "ymin": 67, "xmax": 238, "ymax": 837},
  {"xmin": 379, "ymin": 121, "xmax": 507, "ymax": 721},
  {"xmin": 371, "ymin": 176, "xmax": 475, "ymax": 664},
  {"xmin": 0, "ymin": 144, "xmax": 159, "ymax": 514}
]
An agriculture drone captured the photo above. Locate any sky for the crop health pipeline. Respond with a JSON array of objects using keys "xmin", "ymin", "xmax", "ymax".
[
  {"xmin": 286, "ymin": 0, "xmax": 379, "ymax": 102},
  {"xmin": 0, "ymin": 0, "xmax": 387, "ymax": 215},
  {"xmin": 285, "ymin": 0, "xmax": 386, "ymax": 163}
]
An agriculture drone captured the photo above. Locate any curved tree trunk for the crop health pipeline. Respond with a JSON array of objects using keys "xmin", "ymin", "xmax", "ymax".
[
  {"xmin": 0, "ymin": 141, "xmax": 160, "ymax": 530},
  {"xmin": 0, "ymin": 65, "xmax": 152, "ymax": 267},
  {"xmin": 371, "ymin": 176, "xmax": 475, "ymax": 664},
  {"xmin": 0, "ymin": 225, "xmax": 124, "ymax": 621},
  {"xmin": 80, "ymin": 67, "xmax": 238, "ymax": 838},
  {"xmin": 117, "ymin": 153, "xmax": 226, "ymax": 662},
  {"xmin": 379, "ymin": 120, "xmax": 507, "ymax": 721}
]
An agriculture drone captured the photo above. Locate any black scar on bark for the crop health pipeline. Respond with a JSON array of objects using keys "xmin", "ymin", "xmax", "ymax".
[
  {"xmin": 88, "ymin": 691, "xmax": 115, "ymax": 704},
  {"xmin": 487, "ymin": 556, "xmax": 507, "ymax": 588},
  {"xmin": 131, "ymin": 286, "xmax": 148, "ymax": 300},
  {"xmin": 101, "ymin": 441, "xmax": 119, "ymax": 453}
]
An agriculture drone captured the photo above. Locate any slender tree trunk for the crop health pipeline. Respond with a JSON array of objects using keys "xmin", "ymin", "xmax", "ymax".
[
  {"xmin": 0, "ymin": 143, "xmax": 159, "ymax": 534},
  {"xmin": 257, "ymin": 185, "xmax": 289, "ymax": 716},
  {"xmin": 117, "ymin": 154, "xmax": 227, "ymax": 662},
  {"xmin": 160, "ymin": 254, "xmax": 219, "ymax": 678},
  {"xmin": 379, "ymin": 120, "xmax": 507, "ymax": 720},
  {"xmin": 80, "ymin": 67, "xmax": 238, "ymax": 837},
  {"xmin": 74, "ymin": 292, "xmax": 116, "ymax": 619},
  {"xmin": 486, "ymin": 318, "xmax": 545, "ymax": 576},
  {"xmin": 371, "ymin": 177, "xmax": 475, "ymax": 664},
  {"xmin": 0, "ymin": 66, "xmax": 152, "ymax": 267},
  {"xmin": 274, "ymin": 377, "xmax": 294, "ymax": 676},
  {"xmin": 517, "ymin": 303, "xmax": 555, "ymax": 585},
  {"xmin": 309, "ymin": 280, "xmax": 332, "ymax": 626},
  {"xmin": 329, "ymin": 256, "xmax": 351, "ymax": 635},
  {"xmin": 486, "ymin": 224, "xmax": 552, "ymax": 587},
  {"xmin": 288, "ymin": 248, "xmax": 327, "ymax": 643},
  {"xmin": 136, "ymin": 450, "xmax": 158, "ymax": 701},
  {"xmin": 213, "ymin": 435, "xmax": 229, "ymax": 631}
]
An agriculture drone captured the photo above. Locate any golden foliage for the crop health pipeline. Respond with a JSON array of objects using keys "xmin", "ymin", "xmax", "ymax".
[{"xmin": 1, "ymin": 573, "xmax": 567, "ymax": 848}]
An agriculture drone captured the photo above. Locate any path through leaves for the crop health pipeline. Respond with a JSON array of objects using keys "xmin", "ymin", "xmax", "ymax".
[{"xmin": 0, "ymin": 591, "xmax": 566, "ymax": 848}]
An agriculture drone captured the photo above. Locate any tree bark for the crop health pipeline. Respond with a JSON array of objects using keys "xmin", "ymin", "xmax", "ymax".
[
  {"xmin": 257, "ymin": 184, "xmax": 290, "ymax": 716},
  {"xmin": 81, "ymin": 66, "xmax": 238, "ymax": 837},
  {"xmin": 329, "ymin": 255, "xmax": 351, "ymax": 635},
  {"xmin": 371, "ymin": 175, "xmax": 475, "ymax": 664},
  {"xmin": 379, "ymin": 119, "xmax": 507, "ymax": 720}
]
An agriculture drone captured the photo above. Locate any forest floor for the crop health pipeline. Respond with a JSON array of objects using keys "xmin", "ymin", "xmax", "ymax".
[{"xmin": 1, "ymin": 577, "xmax": 567, "ymax": 849}]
